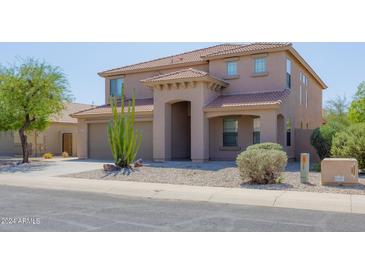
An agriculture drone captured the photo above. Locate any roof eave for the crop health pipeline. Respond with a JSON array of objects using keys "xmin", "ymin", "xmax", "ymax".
[
  {"xmin": 201, "ymin": 46, "xmax": 292, "ymax": 61},
  {"xmin": 204, "ymin": 103, "xmax": 281, "ymax": 112},
  {"xmin": 98, "ymin": 60, "xmax": 207, "ymax": 78},
  {"xmin": 288, "ymin": 47, "xmax": 328, "ymax": 89}
]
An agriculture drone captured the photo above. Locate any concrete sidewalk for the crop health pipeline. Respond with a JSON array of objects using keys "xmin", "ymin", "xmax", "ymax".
[{"xmin": 1, "ymin": 173, "xmax": 365, "ymax": 214}]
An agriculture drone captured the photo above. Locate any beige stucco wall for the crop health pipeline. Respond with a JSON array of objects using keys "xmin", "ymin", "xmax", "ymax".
[
  {"xmin": 42, "ymin": 123, "xmax": 79, "ymax": 156},
  {"xmin": 208, "ymin": 51, "xmax": 287, "ymax": 94},
  {"xmin": 153, "ymin": 82, "xmax": 216, "ymax": 162},
  {"xmin": 104, "ymin": 64, "xmax": 209, "ymax": 103},
  {"xmin": 209, "ymin": 115, "xmax": 254, "ymax": 160},
  {"xmin": 0, "ymin": 131, "xmax": 15, "ymax": 156}
]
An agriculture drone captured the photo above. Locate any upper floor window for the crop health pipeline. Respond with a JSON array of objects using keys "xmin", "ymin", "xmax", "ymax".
[
  {"xmin": 305, "ymin": 90, "xmax": 308, "ymax": 108},
  {"xmin": 226, "ymin": 61, "xmax": 237, "ymax": 76},
  {"xmin": 110, "ymin": 78, "xmax": 123, "ymax": 97},
  {"xmin": 300, "ymin": 72, "xmax": 308, "ymax": 86},
  {"xmin": 299, "ymin": 86, "xmax": 303, "ymax": 105},
  {"xmin": 286, "ymin": 59, "xmax": 292, "ymax": 89},
  {"xmin": 223, "ymin": 118, "xmax": 238, "ymax": 147},
  {"xmin": 254, "ymin": 57, "xmax": 267, "ymax": 74}
]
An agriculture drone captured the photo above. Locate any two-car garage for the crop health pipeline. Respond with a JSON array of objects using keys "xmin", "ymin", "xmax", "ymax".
[{"xmin": 87, "ymin": 121, "xmax": 153, "ymax": 160}]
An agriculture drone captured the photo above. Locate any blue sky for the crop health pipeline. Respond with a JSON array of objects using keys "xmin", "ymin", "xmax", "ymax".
[{"xmin": 0, "ymin": 43, "xmax": 364, "ymax": 106}]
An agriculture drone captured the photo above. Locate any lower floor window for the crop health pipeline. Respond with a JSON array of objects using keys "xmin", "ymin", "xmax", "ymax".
[
  {"xmin": 286, "ymin": 119, "xmax": 292, "ymax": 147},
  {"xmin": 223, "ymin": 118, "xmax": 238, "ymax": 146},
  {"xmin": 253, "ymin": 118, "xmax": 261, "ymax": 144}
]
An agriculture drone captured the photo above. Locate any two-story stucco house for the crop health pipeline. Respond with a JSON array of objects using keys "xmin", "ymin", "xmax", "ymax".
[{"xmin": 71, "ymin": 43, "xmax": 327, "ymax": 162}]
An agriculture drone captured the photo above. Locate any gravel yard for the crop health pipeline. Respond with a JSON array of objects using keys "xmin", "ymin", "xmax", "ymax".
[{"xmin": 63, "ymin": 161, "xmax": 365, "ymax": 195}]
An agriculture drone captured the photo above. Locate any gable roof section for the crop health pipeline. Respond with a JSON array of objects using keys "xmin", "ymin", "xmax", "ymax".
[
  {"xmin": 202, "ymin": 42, "xmax": 292, "ymax": 58},
  {"xmin": 98, "ymin": 44, "xmax": 242, "ymax": 77},
  {"xmin": 71, "ymin": 98, "xmax": 154, "ymax": 118},
  {"xmin": 51, "ymin": 102, "xmax": 93, "ymax": 123},
  {"xmin": 140, "ymin": 68, "xmax": 228, "ymax": 88},
  {"xmin": 205, "ymin": 89, "xmax": 291, "ymax": 110}
]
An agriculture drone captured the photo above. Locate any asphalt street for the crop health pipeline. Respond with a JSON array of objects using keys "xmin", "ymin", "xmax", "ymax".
[{"xmin": 1, "ymin": 185, "xmax": 365, "ymax": 231}]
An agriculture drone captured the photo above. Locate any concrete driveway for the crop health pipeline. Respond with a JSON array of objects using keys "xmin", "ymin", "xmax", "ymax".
[{"xmin": 0, "ymin": 158, "xmax": 107, "ymax": 177}]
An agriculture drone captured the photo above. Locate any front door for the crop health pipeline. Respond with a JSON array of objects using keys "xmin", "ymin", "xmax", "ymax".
[{"xmin": 62, "ymin": 133, "xmax": 72, "ymax": 156}]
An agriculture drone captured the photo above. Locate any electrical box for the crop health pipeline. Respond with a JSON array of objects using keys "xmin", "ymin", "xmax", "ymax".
[{"xmin": 321, "ymin": 158, "xmax": 358, "ymax": 186}]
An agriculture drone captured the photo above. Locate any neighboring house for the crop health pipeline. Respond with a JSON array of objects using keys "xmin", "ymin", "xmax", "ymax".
[
  {"xmin": 0, "ymin": 102, "xmax": 92, "ymax": 157},
  {"xmin": 71, "ymin": 43, "xmax": 327, "ymax": 162}
]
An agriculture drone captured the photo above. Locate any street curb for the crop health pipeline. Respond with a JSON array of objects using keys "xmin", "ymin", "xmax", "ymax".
[{"xmin": 0, "ymin": 174, "xmax": 364, "ymax": 214}]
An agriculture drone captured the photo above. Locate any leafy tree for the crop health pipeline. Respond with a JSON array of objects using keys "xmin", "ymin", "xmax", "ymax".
[
  {"xmin": 324, "ymin": 95, "xmax": 349, "ymax": 122},
  {"xmin": 0, "ymin": 59, "xmax": 71, "ymax": 163},
  {"xmin": 108, "ymin": 87, "xmax": 142, "ymax": 168},
  {"xmin": 311, "ymin": 119, "xmax": 348, "ymax": 160},
  {"xmin": 331, "ymin": 123, "xmax": 365, "ymax": 169},
  {"xmin": 349, "ymin": 81, "xmax": 365, "ymax": 123}
]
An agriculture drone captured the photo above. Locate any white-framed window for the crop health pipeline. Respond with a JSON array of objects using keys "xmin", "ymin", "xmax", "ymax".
[
  {"xmin": 286, "ymin": 59, "xmax": 292, "ymax": 89},
  {"xmin": 305, "ymin": 90, "xmax": 308, "ymax": 108},
  {"xmin": 299, "ymin": 86, "xmax": 302, "ymax": 105},
  {"xmin": 110, "ymin": 78, "xmax": 123, "ymax": 97},
  {"xmin": 254, "ymin": 57, "xmax": 267, "ymax": 74},
  {"xmin": 226, "ymin": 62, "xmax": 237, "ymax": 76},
  {"xmin": 300, "ymin": 71, "xmax": 308, "ymax": 86}
]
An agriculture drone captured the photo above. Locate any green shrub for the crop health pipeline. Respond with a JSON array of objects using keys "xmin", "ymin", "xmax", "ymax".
[
  {"xmin": 236, "ymin": 149, "xmax": 288, "ymax": 184},
  {"xmin": 311, "ymin": 120, "xmax": 348, "ymax": 160},
  {"xmin": 43, "ymin": 153, "xmax": 53, "ymax": 159},
  {"xmin": 331, "ymin": 123, "xmax": 365, "ymax": 169},
  {"xmin": 246, "ymin": 142, "xmax": 283, "ymax": 151},
  {"xmin": 107, "ymin": 87, "xmax": 142, "ymax": 168},
  {"xmin": 310, "ymin": 162, "xmax": 321, "ymax": 172}
]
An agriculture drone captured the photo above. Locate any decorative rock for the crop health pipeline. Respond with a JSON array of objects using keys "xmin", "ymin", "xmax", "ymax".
[
  {"xmin": 134, "ymin": 159, "xmax": 143, "ymax": 168},
  {"xmin": 103, "ymin": 164, "xmax": 120, "ymax": 172}
]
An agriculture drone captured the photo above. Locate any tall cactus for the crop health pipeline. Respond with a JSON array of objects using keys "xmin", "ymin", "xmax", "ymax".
[{"xmin": 107, "ymin": 86, "xmax": 142, "ymax": 168}]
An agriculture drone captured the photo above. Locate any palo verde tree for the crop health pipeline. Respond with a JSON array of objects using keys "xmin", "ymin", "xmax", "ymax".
[{"xmin": 0, "ymin": 58, "xmax": 71, "ymax": 163}]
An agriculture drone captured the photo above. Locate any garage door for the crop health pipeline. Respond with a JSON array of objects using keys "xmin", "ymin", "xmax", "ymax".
[{"xmin": 88, "ymin": 122, "xmax": 153, "ymax": 160}]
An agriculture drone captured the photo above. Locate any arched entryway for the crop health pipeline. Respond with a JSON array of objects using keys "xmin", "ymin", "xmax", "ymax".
[{"xmin": 171, "ymin": 101, "xmax": 191, "ymax": 160}]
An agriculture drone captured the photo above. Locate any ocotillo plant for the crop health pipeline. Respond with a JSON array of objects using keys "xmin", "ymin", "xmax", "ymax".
[{"xmin": 107, "ymin": 87, "xmax": 142, "ymax": 168}]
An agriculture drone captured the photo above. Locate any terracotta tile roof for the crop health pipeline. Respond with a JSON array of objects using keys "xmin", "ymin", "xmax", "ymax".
[
  {"xmin": 203, "ymin": 42, "xmax": 292, "ymax": 58},
  {"xmin": 205, "ymin": 89, "xmax": 291, "ymax": 109},
  {"xmin": 51, "ymin": 102, "xmax": 94, "ymax": 123},
  {"xmin": 71, "ymin": 98, "xmax": 154, "ymax": 117},
  {"xmin": 140, "ymin": 68, "xmax": 227, "ymax": 85},
  {"xmin": 98, "ymin": 44, "xmax": 242, "ymax": 76}
]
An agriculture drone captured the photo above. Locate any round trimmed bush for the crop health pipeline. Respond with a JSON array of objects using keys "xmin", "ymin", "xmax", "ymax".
[
  {"xmin": 246, "ymin": 142, "xmax": 283, "ymax": 151},
  {"xmin": 236, "ymin": 149, "xmax": 288, "ymax": 184},
  {"xmin": 331, "ymin": 123, "xmax": 365, "ymax": 169}
]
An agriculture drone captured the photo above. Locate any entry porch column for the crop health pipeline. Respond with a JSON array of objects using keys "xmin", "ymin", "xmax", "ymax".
[
  {"xmin": 77, "ymin": 119, "xmax": 88, "ymax": 159},
  {"xmin": 153, "ymin": 102, "xmax": 171, "ymax": 161},
  {"xmin": 190, "ymin": 101, "xmax": 209, "ymax": 162}
]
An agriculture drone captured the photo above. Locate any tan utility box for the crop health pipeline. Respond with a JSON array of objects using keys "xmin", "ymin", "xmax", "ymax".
[{"xmin": 321, "ymin": 158, "xmax": 358, "ymax": 186}]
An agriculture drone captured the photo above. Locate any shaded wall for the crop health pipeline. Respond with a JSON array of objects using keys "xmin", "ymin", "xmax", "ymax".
[
  {"xmin": 171, "ymin": 101, "xmax": 191, "ymax": 159},
  {"xmin": 294, "ymin": 128, "xmax": 320, "ymax": 163}
]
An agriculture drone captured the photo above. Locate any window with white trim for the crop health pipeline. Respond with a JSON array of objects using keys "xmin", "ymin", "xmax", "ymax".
[
  {"xmin": 226, "ymin": 62, "xmax": 237, "ymax": 76},
  {"xmin": 254, "ymin": 57, "xmax": 267, "ymax": 74}
]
